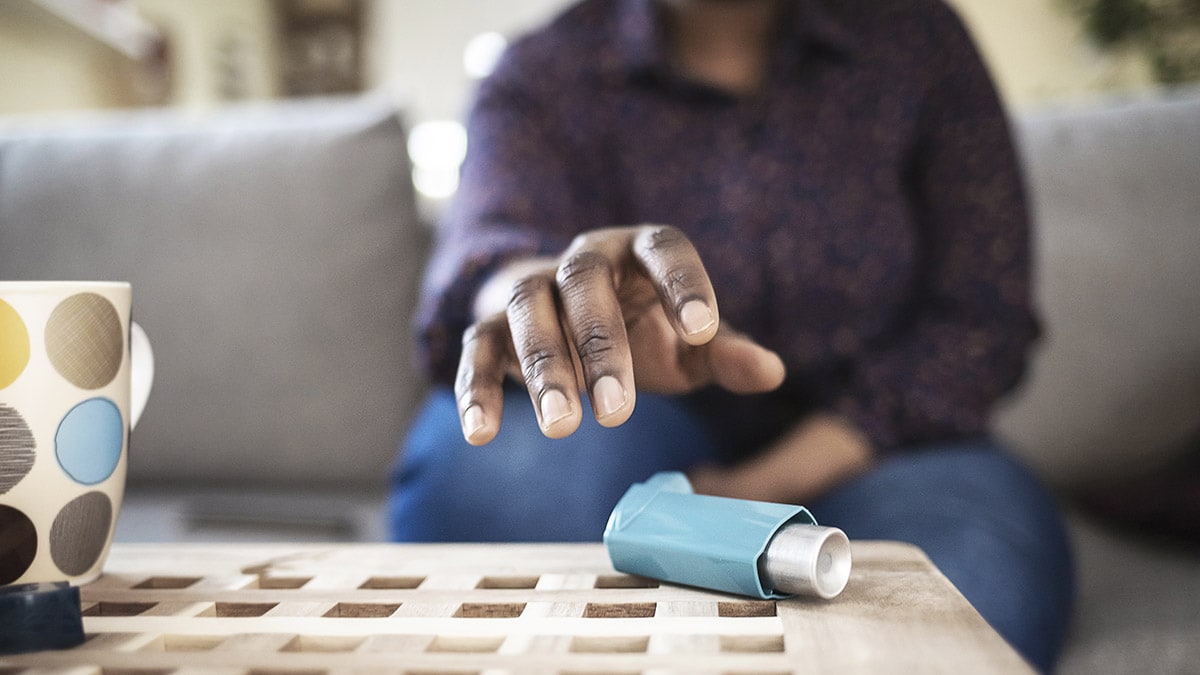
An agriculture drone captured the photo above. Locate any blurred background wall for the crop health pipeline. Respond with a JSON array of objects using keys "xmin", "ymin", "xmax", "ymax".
[{"xmin": 0, "ymin": 0, "xmax": 1194, "ymax": 207}]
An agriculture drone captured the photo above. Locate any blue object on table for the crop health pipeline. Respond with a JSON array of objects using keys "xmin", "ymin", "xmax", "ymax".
[
  {"xmin": 0, "ymin": 581, "xmax": 86, "ymax": 654},
  {"xmin": 603, "ymin": 471, "xmax": 850, "ymax": 599}
]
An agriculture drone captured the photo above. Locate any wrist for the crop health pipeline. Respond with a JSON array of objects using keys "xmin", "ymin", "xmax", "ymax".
[
  {"xmin": 783, "ymin": 413, "xmax": 874, "ymax": 496},
  {"xmin": 689, "ymin": 413, "xmax": 874, "ymax": 504}
]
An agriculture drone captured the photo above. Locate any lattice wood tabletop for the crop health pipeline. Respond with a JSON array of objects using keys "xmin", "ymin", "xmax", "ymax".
[{"xmin": 0, "ymin": 542, "xmax": 1032, "ymax": 674}]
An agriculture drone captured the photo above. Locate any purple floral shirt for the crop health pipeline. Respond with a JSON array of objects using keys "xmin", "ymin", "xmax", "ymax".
[{"xmin": 416, "ymin": 0, "xmax": 1038, "ymax": 455}]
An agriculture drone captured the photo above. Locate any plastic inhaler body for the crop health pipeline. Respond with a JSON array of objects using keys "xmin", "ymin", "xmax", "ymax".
[{"xmin": 603, "ymin": 472, "xmax": 851, "ymax": 600}]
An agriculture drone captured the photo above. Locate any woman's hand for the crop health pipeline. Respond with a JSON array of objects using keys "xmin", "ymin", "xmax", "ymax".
[
  {"xmin": 456, "ymin": 224, "xmax": 786, "ymax": 445},
  {"xmin": 688, "ymin": 413, "xmax": 875, "ymax": 504}
]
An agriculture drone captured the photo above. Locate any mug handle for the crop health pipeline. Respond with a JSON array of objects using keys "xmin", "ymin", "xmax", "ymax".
[{"xmin": 130, "ymin": 321, "xmax": 154, "ymax": 428}]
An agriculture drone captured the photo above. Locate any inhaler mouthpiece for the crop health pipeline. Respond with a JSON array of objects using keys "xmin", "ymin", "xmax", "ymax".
[{"xmin": 759, "ymin": 522, "xmax": 852, "ymax": 599}]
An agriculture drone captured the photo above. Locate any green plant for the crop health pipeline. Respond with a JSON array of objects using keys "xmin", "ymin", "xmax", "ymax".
[{"xmin": 1063, "ymin": 0, "xmax": 1200, "ymax": 83}]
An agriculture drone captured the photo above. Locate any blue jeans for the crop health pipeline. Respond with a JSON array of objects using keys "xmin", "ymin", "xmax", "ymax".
[{"xmin": 390, "ymin": 387, "xmax": 1074, "ymax": 672}]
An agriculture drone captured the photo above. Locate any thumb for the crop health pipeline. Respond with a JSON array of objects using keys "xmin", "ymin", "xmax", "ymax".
[{"xmin": 703, "ymin": 329, "xmax": 786, "ymax": 394}]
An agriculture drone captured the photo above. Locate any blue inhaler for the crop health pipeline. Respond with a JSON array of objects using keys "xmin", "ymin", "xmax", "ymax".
[{"xmin": 603, "ymin": 472, "xmax": 852, "ymax": 599}]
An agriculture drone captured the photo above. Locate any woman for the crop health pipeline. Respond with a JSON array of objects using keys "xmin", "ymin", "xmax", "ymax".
[{"xmin": 392, "ymin": 0, "xmax": 1074, "ymax": 670}]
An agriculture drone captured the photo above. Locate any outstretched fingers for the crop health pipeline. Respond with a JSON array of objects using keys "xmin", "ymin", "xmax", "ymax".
[
  {"xmin": 632, "ymin": 225, "xmax": 720, "ymax": 345},
  {"xmin": 455, "ymin": 315, "xmax": 510, "ymax": 445},
  {"xmin": 506, "ymin": 271, "xmax": 585, "ymax": 437},
  {"xmin": 456, "ymin": 224, "xmax": 756, "ymax": 444},
  {"xmin": 556, "ymin": 250, "xmax": 636, "ymax": 427},
  {"xmin": 702, "ymin": 327, "xmax": 787, "ymax": 394}
]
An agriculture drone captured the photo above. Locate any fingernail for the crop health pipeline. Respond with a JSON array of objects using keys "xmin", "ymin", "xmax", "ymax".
[
  {"xmin": 463, "ymin": 405, "xmax": 486, "ymax": 439},
  {"xmin": 593, "ymin": 376, "xmax": 627, "ymax": 418},
  {"xmin": 680, "ymin": 300, "xmax": 715, "ymax": 335},
  {"xmin": 540, "ymin": 389, "xmax": 572, "ymax": 427}
]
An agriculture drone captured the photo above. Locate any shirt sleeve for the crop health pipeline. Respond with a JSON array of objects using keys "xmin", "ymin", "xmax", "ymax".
[
  {"xmin": 414, "ymin": 57, "xmax": 579, "ymax": 385},
  {"xmin": 832, "ymin": 3, "xmax": 1040, "ymax": 451}
]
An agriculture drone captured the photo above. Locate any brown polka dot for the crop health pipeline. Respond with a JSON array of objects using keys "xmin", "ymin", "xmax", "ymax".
[
  {"xmin": 45, "ymin": 293, "xmax": 123, "ymax": 390},
  {"xmin": 50, "ymin": 491, "xmax": 113, "ymax": 577},
  {"xmin": 0, "ymin": 504, "xmax": 38, "ymax": 584},
  {"xmin": 0, "ymin": 404, "xmax": 36, "ymax": 495}
]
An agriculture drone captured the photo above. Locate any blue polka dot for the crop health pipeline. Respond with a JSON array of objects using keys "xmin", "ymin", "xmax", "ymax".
[{"xmin": 56, "ymin": 398, "xmax": 123, "ymax": 485}]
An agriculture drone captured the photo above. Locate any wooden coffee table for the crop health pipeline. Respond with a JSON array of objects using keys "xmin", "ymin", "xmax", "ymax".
[{"xmin": 0, "ymin": 542, "xmax": 1032, "ymax": 673}]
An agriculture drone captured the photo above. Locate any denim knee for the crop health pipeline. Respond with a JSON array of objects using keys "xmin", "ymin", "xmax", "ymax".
[
  {"xmin": 389, "ymin": 387, "xmax": 718, "ymax": 542},
  {"xmin": 810, "ymin": 443, "xmax": 1074, "ymax": 673}
]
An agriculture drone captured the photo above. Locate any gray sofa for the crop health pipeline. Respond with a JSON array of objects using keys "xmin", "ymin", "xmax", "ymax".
[
  {"xmin": 1, "ymin": 91, "xmax": 1197, "ymax": 673},
  {"xmin": 0, "ymin": 97, "xmax": 431, "ymax": 541},
  {"xmin": 995, "ymin": 90, "xmax": 1200, "ymax": 674}
]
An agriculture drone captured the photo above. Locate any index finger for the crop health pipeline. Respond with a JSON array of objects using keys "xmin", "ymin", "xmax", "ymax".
[{"xmin": 632, "ymin": 224, "xmax": 719, "ymax": 345}]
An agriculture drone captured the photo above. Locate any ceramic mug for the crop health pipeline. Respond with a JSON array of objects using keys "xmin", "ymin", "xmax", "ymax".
[{"xmin": 0, "ymin": 281, "xmax": 153, "ymax": 585}]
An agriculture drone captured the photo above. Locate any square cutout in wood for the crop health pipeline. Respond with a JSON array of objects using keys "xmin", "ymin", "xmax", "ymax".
[
  {"xmin": 570, "ymin": 635, "xmax": 651, "ymax": 653},
  {"xmin": 358, "ymin": 576, "xmax": 425, "ymax": 589},
  {"xmin": 132, "ymin": 576, "xmax": 201, "ymax": 589},
  {"xmin": 583, "ymin": 602, "xmax": 656, "ymax": 618},
  {"xmin": 717, "ymin": 601, "xmax": 777, "ymax": 617},
  {"xmin": 719, "ymin": 634, "xmax": 786, "ymax": 652},
  {"xmin": 283, "ymin": 635, "xmax": 367, "ymax": 652},
  {"xmin": 159, "ymin": 635, "xmax": 226, "ymax": 652},
  {"xmin": 476, "ymin": 575, "xmax": 540, "ymax": 589},
  {"xmin": 256, "ymin": 575, "xmax": 312, "ymax": 589},
  {"xmin": 214, "ymin": 602, "xmax": 278, "ymax": 617},
  {"xmin": 427, "ymin": 636, "xmax": 505, "ymax": 653},
  {"xmin": 323, "ymin": 602, "xmax": 402, "ymax": 618},
  {"xmin": 593, "ymin": 574, "xmax": 659, "ymax": 589},
  {"xmin": 82, "ymin": 602, "xmax": 157, "ymax": 617},
  {"xmin": 455, "ymin": 602, "xmax": 526, "ymax": 618}
]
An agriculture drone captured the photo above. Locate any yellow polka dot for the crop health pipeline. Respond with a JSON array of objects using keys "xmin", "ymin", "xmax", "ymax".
[{"xmin": 0, "ymin": 300, "xmax": 30, "ymax": 390}]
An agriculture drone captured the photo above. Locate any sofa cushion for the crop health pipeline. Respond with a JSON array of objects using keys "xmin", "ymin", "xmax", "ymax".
[
  {"xmin": 0, "ymin": 96, "xmax": 428, "ymax": 488},
  {"xmin": 996, "ymin": 90, "xmax": 1200, "ymax": 487}
]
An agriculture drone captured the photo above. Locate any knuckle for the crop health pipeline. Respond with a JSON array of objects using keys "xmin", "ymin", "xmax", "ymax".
[
  {"xmin": 634, "ymin": 225, "xmax": 706, "ymax": 299},
  {"xmin": 455, "ymin": 349, "xmax": 484, "ymax": 399},
  {"xmin": 457, "ymin": 317, "xmax": 509, "ymax": 399},
  {"xmin": 506, "ymin": 273, "xmax": 554, "ymax": 309},
  {"xmin": 574, "ymin": 324, "xmax": 616, "ymax": 366},
  {"xmin": 460, "ymin": 322, "xmax": 481, "ymax": 347},
  {"xmin": 567, "ymin": 226, "xmax": 627, "ymax": 254},
  {"xmin": 453, "ymin": 367, "xmax": 474, "ymax": 400},
  {"xmin": 454, "ymin": 353, "xmax": 482, "ymax": 399},
  {"xmin": 663, "ymin": 266, "xmax": 700, "ymax": 296},
  {"xmin": 556, "ymin": 251, "xmax": 610, "ymax": 288},
  {"xmin": 518, "ymin": 346, "xmax": 562, "ymax": 383},
  {"xmin": 461, "ymin": 315, "xmax": 504, "ymax": 347},
  {"xmin": 566, "ymin": 232, "xmax": 593, "ymax": 253},
  {"xmin": 638, "ymin": 224, "xmax": 688, "ymax": 252}
]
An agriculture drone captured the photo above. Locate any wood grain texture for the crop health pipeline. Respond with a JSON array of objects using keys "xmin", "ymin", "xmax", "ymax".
[{"xmin": 0, "ymin": 541, "xmax": 1033, "ymax": 674}]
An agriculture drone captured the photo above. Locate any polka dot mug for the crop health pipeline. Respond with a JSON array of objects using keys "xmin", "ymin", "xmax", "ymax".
[{"xmin": 0, "ymin": 281, "xmax": 153, "ymax": 586}]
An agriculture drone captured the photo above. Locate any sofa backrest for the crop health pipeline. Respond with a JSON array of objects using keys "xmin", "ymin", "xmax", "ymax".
[
  {"xmin": 5, "ymin": 91, "xmax": 1197, "ymax": 493},
  {"xmin": 996, "ymin": 90, "xmax": 1200, "ymax": 487},
  {"xmin": 0, "ymin": 96, "xmax": 429, "ymax": 489}
]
